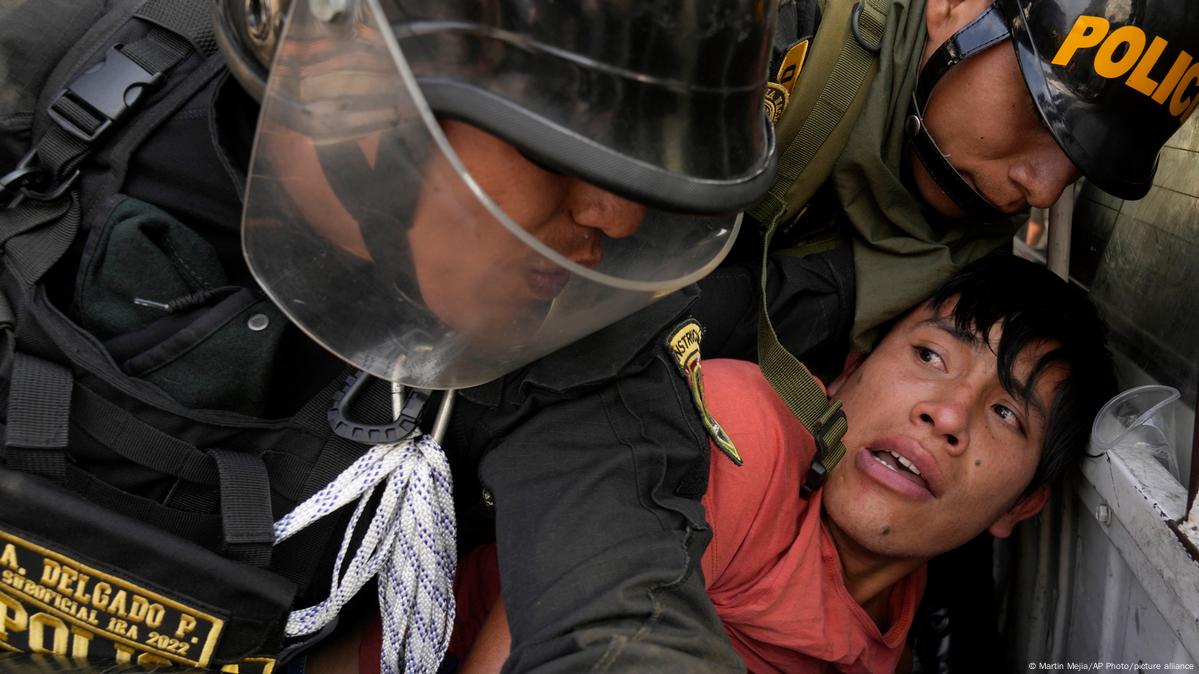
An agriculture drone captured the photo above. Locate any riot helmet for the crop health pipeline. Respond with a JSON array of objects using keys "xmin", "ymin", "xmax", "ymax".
[
  {"xmin": 213, "ymin": 0, "xmax": 778, "ymax": 388},
  {"xmin": 905, "ymin": 0, "xmax": 1199, "ymax": 219}
]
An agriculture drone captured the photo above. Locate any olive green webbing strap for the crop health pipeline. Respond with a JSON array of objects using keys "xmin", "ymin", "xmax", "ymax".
[
  {"xmin": 749, "ymin": 0, "xmax": 888, "ymax": 226},
  {"xmin": 758, "ymin": 216, "xmax": 848, "ymax": 498},
  {"xmin": 753, "ymin": 0, "xmax": 888, "ymax": 496}
]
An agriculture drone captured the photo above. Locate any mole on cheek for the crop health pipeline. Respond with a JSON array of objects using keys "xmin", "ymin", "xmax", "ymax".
[
  {"xmin": 880, "ymin": 526, "xmax": 891, "ymax": 536},
  {"xmin": 975, "ymin": 460, "xmax": 982, "ymax": 467}
]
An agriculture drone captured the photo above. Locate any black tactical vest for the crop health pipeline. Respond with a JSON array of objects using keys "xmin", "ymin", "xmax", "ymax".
[{"xmin": 0, "ymin": 1, "xmax": 384, "ymax": 668}]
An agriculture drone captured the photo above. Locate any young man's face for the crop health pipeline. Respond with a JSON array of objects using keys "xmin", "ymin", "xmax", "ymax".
[
  {"xmin": 821, "ymin": 300, "xmax": 1058, "ymax": 561},
  {"xmin": 910, "ymin": 0, "xmax": 1081, "ymax": 217}
]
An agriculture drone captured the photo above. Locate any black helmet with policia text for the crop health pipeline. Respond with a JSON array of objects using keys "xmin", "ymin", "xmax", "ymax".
[
  {"xmin": 212, "ymin": 0, "xmax": 778, "ymax": 388},
  {"xmin": 906, "ymin": 0, "xmax": 1199, "ymax": 220}
]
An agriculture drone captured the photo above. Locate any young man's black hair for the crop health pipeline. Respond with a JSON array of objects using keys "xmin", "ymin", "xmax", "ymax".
[{"xmin": 927, "ymin": 255, "xmax": 1116, "ymax": 497}]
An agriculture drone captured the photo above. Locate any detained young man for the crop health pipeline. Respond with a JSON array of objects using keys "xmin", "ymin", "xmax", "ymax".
[{"xmin": 418, "ymin": 255, "xmax": 1115, "ymax": 673}]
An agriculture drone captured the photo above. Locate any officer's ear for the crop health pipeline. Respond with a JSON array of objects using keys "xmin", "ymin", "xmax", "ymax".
[{"xmin": 924, "ymin": 0, "xmax": 994, "ymax": 63}]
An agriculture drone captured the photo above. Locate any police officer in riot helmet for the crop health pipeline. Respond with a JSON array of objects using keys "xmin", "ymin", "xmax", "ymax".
[
  {"xmin": 215, "ymin": 0, "xmax": 779, "ymax": 669},
  {"xmin": 214, "ymin": 0, "xmax": 777, "ymax": 390}
]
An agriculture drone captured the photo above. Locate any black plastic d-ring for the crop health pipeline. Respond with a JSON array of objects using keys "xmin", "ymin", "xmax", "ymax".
[
  {"xmin": 328, "ymin": 370, "xmax": 430, "ymax": 445},
  {"xmin": 851, "ymin": 3, "xmax": 883, "ymax": 55}
]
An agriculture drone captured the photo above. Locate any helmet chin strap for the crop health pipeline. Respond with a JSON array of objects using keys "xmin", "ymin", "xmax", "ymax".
[{"xmin": 905, "ymin": 3, "xmax": 1011, "ymax": 221}]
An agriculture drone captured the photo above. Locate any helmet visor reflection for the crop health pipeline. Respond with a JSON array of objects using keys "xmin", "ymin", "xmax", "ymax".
[{"xmin": 242, "ymin": 0, "xmax": 739, "ymax": 388}]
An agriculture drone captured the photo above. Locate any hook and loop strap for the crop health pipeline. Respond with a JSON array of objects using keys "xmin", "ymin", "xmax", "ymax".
[
  {"xmin": 3, "ymin": 353, "xmax": 73, "ymax": 479},
  {"xmin": 211, "ymin": 448, "xmax": 275, "ymax": 567}
]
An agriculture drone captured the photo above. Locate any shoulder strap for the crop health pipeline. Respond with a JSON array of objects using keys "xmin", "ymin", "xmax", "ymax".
[
  {"xmin": 754, "ymin": 0, "xmax": 889, "ymax": 496},
  {"xmin": 750, "ymin": 0, "xmax": 888, "ymax": 226},
  {"xmin": 757, "ymin": 221, "xmax": 849, "ymax": 498},
  {"xmin": 0, "ymin": 0, "xmax": 221, "ymax": 481},
  {"xmin": 1, "ymin": 0, "xmax": 217, "ymax": 282}
]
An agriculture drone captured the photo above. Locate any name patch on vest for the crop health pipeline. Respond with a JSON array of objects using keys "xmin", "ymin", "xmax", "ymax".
[
  {"xmin": 1051, "ymin": 16, "xmax": 1199, "ymax": 121},
  {"xmin": 664, "ymin": 320, "xmax": 742, "ymax": 466},
  {"xmin": 0, "ymin": 528, "xmax": 269, "ymax": 671}
]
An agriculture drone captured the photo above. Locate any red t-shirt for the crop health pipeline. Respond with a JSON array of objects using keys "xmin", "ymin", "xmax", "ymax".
[
  {"xmin": 699, "ymin": 358, "xmax": 925, "ymax": 674},
  {"xmin": 360, "ymin": 359, "xmax": 926, "ymax": 674}
]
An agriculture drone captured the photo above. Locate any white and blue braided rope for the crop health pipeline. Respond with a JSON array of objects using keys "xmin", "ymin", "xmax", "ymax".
[{"xmin": 273, "ymin": 434, "xmax": 457, "ymax": 674}]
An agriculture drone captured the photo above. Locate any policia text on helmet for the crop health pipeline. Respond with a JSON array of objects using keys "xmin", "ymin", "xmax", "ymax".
[
  {"xmin": 904, "ymin": 0, "xmax": 1198, "ymax": 221},
  {"xmin": 214, "ymin": 0, "xmax": 779, "ymax": 389}
]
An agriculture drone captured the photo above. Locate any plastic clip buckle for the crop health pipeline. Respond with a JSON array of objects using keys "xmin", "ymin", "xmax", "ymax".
[
  {"xmin": 800, "ymin": 461, "xmax": 827, "ymax": 499},
  {"xmin": 47, "ymin": 45, "xmax": 163, "ymax": 143},
  {"xmin": 800, "ymin": 406, "xmax": 846, "ymax": 498}
]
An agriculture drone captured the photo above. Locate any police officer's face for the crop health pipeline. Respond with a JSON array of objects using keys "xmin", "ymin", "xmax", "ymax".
[
  {"xmin": 408, "ymin": 120, "xmax": 646, "ymax": 336},
  {"xmin": 911, "ymin": 0, "xmax": 1080, "ymax": 217},
  {"xmin": 820, "ymin": 300, "xmax": 1056, "ymax": 561}
]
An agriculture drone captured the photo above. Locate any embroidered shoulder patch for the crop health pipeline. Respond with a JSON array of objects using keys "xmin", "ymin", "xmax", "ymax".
[
  {"xmin": 664, "ymin": 320, "xmax": 742, "ymax": 466},
  {"xmin": 762, "ymin": 38, "xmax": 810, "ymax": 123}
]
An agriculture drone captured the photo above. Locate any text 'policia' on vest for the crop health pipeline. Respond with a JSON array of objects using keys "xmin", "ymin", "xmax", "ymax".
[{"xmin": 0, "ymin": 0, "xmax": 779, "ymax": 671}]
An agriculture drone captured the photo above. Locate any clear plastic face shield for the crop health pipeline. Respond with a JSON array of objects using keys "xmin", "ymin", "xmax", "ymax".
[{"xmin": 242, "ymin": 0, "xmax": 742, "ymax": 388}]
